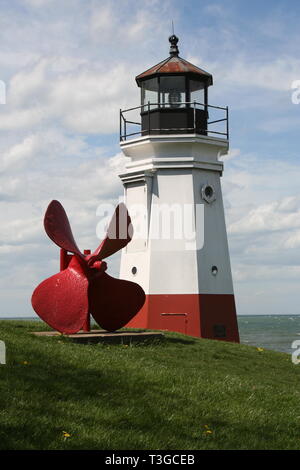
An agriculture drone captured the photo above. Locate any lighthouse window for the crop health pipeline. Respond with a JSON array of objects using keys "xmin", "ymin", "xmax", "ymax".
[
  {"xmin": 205, "ymin": 186, "xmax": 213, "ymax": 199},
  {"xmin": 190, "ymin": 79, "xmax": 205, "ymax": 109},
  {"xmin": 131, "ymin": 267, "xmax": 137, "ymax": 275},
  {"xmin": 201, "ymin": 184, "xmax": 216, "ymax": 203},
  {"xmin": 211, "ymin": 266, "xmax": 218, "ymax": 276},
  {"xmin": 160, "ymin": 76, "xmax": 186, "ymax": 108},
  {"xmin": 141, "ymin": 78, "xmax": 159, "ymax": 110}
]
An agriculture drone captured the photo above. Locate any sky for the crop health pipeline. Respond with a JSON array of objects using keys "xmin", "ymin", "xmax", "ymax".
[{"xmin": 1, "ymin": 0, "xmax": 300, "ymax": 317}]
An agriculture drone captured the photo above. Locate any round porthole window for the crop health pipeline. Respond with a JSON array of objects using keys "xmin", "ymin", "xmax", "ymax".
[
  {"xmin": 201, "ymin": 184, "xmax": 216, "ymax": 203},
  {"xmin": 211, "ymin": 266, "xmax": 218, "ymax": 276},
  {"xmin": 131, "ymin": 266, "xmax": 137, "ymax": 275}
]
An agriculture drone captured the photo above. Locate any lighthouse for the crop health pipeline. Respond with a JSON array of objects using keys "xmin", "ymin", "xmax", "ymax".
[{"xmin": 119, "ymin": 35, "xmax": 239, "ymax": 342}]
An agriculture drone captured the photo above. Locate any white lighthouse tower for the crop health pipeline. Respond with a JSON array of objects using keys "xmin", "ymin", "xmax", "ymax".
[{"xmin": 119, "ymin": 35, "xmax": 239, "ymax": 342}]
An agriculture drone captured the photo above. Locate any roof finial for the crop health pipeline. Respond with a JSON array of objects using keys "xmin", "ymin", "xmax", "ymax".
[{"xmin": 169, "ymin": 24, "xmax": 179, "ymax": 57}]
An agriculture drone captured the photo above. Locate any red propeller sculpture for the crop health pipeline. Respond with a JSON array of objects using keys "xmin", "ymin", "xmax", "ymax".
[{"xmin": 31, "ymin": 200, "xmax": 145, "ymax": 334}]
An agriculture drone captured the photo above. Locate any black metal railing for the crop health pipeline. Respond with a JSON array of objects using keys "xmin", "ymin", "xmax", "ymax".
[{"xmin": 120, "ymin": 101, "xmax": 229, "ymax": 141}]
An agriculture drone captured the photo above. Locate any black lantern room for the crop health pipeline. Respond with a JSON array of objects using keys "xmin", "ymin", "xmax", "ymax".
[{"xmin": 135, "ymin": 35, "xmax": 213, "ymax": 135}]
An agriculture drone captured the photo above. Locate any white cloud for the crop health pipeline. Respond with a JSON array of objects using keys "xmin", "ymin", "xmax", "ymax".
[
  {"xmin": 221, "ymin": 148, "xmax": 240, "ymax": 161},
  {"xmin": 90, "ymin": 4, "xmax": 117, "ymax": 40},
  {"xmin": 233, "ymin": 264, "xmax": 300, "ymax": 283},
  {"xmin": 1, "ymin": 135, "xmax": 39, "ymax": 170},
  {"xmin": 0, "ymin": 218, "xmax": 41, "ymax": 245},
  {"xmin": 283, "ymin": 232, "xmax": 300, "ymax": 249},
  {"xmin": 222, "ymin": 57, "xmax": 300, "ymax": 92},
  {"xmin": 0, "ymin": 57, "xmax": 140, "ymax": 134},
  {"xmin": 228, "ymin": 198, "xmax": 300, "ymax": 235},
  {"xmin": 9, "ymin": 59, "xmax": 48, "ymax": 106},
  {"xmin": 24, "ymin": 0, "xmax": 57, "ymax": 6},
  {"xmin": 0, "ymin": 107, "xmax": 45, "ymax": 131}
]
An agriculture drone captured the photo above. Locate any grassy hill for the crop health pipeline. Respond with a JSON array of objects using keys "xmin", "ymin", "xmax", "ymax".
[{"xmin": 0, "ymin": 320, "xmax": 299, "ymax": 450}]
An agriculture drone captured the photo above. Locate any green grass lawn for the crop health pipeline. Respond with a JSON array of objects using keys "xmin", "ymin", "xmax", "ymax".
[{"xmin": 0, "ymin": 320, "xmax": 299, "ymax": 450}]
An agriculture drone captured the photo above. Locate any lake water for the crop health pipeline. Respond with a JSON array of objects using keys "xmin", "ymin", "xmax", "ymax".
[{"xmin": 238, "ymin": 315, "xmax": 300, "ymax": 354}]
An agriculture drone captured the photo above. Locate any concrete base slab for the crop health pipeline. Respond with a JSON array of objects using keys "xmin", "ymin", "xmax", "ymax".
[{"xmin": 32, "ymin": 329, "xmax": 165, "ymax": 344}]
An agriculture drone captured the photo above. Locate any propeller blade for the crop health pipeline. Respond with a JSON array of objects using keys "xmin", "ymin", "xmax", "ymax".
[
  {"xmin": 44, "ymin": 200, "xmax": 83, "ymax": 257},
  {"xmin": 31, "ymin": 256, "xmax": 89, "ymax": 334},
  {"xmin": 88, "ymin": 272, "xmax": 145, "ymax": 332},
  {"xmin": 88, "ymin": 203, "xmax": 133, "ymax": 265}
]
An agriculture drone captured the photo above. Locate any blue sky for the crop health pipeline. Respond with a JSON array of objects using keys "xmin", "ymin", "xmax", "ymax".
[{"xmin": 1, "ymin": 0, "xmax": 300, "ymax": 316}]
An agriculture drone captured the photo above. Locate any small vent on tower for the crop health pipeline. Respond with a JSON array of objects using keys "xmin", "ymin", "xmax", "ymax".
[{"xmin": 213, "ymin": 324, "xmax": 226, "ymax": 338}]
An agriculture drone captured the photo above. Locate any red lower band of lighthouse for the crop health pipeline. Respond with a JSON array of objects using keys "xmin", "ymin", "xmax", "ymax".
[{"xmin": 126, "ymin": 294, "xmax": 240, "ymax": 343}]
